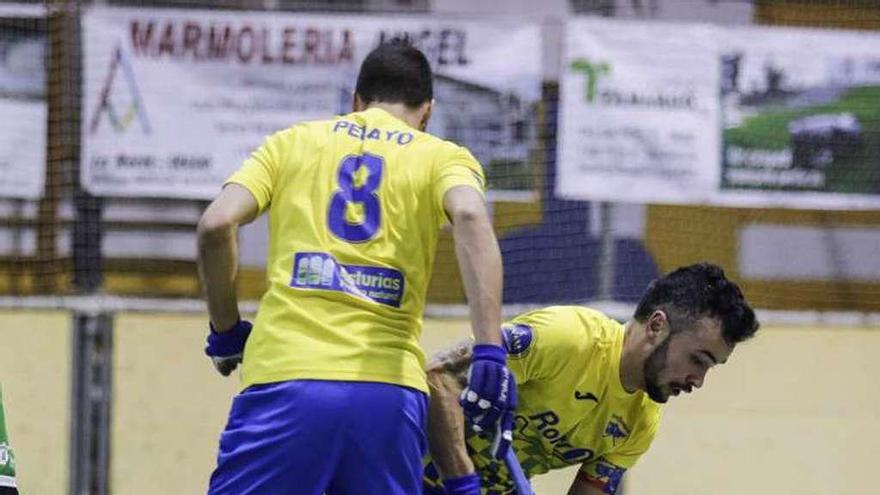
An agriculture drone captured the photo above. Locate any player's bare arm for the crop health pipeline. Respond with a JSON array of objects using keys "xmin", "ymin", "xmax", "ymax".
[
  {"xmin": 428, "ymin": 338, "xmax": 473, "ymax": 386},
  {"xmin": 567, "ymin": 475, "xmax": 610, "ymax": 495},
  {"xmin": 444, "ymin": 185, "xmax": 503, "ymax": 347},
  {"xmin": 444, "ymin": 185, "xmax": 517, "ymax": 461},
  {"xmin": 196, "ymin": 183, "xmax": 260, "ymax": 332},
  {"xmin": 426, "ymin": 339, "xmax": 475, "ymax": 480},
  {"xmin": 567, "ymin": 458, "xmax": 628, "ymax": 495}
]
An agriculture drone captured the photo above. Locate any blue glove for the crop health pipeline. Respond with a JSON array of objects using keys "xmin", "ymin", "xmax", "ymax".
[
  {"xmin": 459, "ymin": 344, "xmax": 517, "ymax": 459},
  {"xmin": 443, "ymin": 473, "xmax": 481, "ymax": 495},
  {"xmin": 205, "ymin": 319, "xmax": 252, "ymax": 376}
]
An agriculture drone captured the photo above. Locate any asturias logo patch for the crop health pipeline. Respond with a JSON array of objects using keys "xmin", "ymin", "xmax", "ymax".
[{"xmin": 503, "ymin": 323, "xmax": 534, "ymax": 357}]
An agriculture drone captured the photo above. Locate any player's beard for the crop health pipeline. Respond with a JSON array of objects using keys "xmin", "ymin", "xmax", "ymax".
[{"xmin": 643, "ymin": 335, "xmax": 671, "ymax": 403}]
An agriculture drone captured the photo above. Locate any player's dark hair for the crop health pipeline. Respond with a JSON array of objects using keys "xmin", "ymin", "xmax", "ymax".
[
  {"xmin": 633, "ymin": 263, "xmax": 759, "ymax": 345},
  {"xmin": 355, "ymin": 36, "xmax": 433, "ymax": 109}
]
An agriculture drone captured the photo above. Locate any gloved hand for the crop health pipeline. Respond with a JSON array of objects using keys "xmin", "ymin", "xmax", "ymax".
[
  {"xmin": 443, "ymin": 473, "xmax": 481, "ymax": 495},
  {"xmin": 459, "ymin": 344, "xmax": 517, "ymax": 459},
  {"xmin": 205, "ymin": 319, "xmax": 252, "ymax": 376}
]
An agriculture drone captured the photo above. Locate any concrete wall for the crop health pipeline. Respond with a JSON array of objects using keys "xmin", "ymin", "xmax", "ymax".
[
  {"xmin": 626, "ymin": 326, "xmax": 880, "ymax": 495},
  {"xmin": 0, "ymin": 311, "xmax": 69, "ymax": 495},
  {"xmin": 1, "ymin": 311, "xmax": 878, "ymax": 494}
]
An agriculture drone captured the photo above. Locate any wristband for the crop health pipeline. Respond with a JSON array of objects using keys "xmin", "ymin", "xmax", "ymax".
[
  {"xmin": 206, "ymin": 319, "xmax": 251, "ymax": 357},
  {"xmin": 472, "ymin": 343, "xmax": 506, "ymax": 364},
  {"xmin": 443, "ymin": 473, "xmax": 481, "ymax": 495}
]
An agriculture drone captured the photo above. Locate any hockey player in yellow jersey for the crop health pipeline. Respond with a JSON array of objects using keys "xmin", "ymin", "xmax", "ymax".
[
  {"xmin": 424, "ymin": 263, "xmax": 759, "ymax": 495},
  {"xmin": 197, "ymin": 38, "xmax": 516, "ymax": 495}
]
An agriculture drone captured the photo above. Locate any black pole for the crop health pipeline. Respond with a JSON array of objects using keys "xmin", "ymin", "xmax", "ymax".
[
  {"xmin": 49, "ymin": 2, "xmax": 113, "ymax": 494},
  {"xmin": 69, "ymin": 312, "xmax": 113, "ymax": 495}
]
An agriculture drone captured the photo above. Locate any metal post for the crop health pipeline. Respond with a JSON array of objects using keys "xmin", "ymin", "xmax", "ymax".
[
  {"xmin": 69, "ymin": 312, "xmax": 113, "ymax": 495},
  {"xmin": 50, "ymin": 1, "xmax": 113, "ymax": 492},
  {"xmin": 597, "ymin": 201, "xmax": 615, "ymax": 301},
  {"xmin": 69, "ymin": 189, "xmax": 109, "ymax": 495}
]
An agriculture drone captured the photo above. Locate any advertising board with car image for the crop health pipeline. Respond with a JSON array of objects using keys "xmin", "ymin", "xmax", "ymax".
[
  {"xmin": 720, "ymin": 25, "xmax": 880, "ymax": 208},
  {"xmin": 559, "ymin": 19, "xmax": 880, "ymax": 210}
]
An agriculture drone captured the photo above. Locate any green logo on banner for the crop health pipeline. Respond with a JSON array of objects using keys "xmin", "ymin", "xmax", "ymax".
[{"xmin": 570, "ymin": 58, "xmax": 611, "ymax": 103}]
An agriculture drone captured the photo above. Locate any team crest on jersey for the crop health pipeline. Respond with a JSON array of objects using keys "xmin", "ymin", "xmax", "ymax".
[
  {"xmin": 502, "ymin": 323, "xmax": 534, "ymax": 357},
  {"xmin": 603, "ymin": 415, "xmax": 630, "ymax": 445}
]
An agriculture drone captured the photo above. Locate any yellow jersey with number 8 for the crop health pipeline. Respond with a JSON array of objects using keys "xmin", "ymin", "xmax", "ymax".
[{"xmin": 227, "ymin": 108, "xmax": 485, "ymax": 393}]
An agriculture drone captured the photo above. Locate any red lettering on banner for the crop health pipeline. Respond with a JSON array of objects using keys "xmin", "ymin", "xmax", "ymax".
[
  {"xmin": 339, "ymin": 30, "xmax": 353, "ymax": 63},
  {"xmin": 304, "ymin": 28, "xmax": 319, "ymax": 63},
  {"xmin": 378, "ymin": 28, "xmax": 468, "ymax": 66},
  {"xmin": 127, "ymin": 19, "xmax": 355, "ymax": 66},
  {"xmin": 157, "ymin": 23, "xmax": 174, "ymax": 56},
  {"xmin": 237, "ymin": 26, "xmax": 254, "ymax": 63},
  {"xmin": 282, "ymin": 28, "xmax": 296, "ymax": 63},
  {"xmin": 130, "ymin": 21, "xmax": 154, "ymax": 56},
  {"xmin": 208, "ymin": 26, "xmax": 233, "ymax": 58},
  {"xmin": 182, "ymin": 22, "xmax": 200, "ymax": 57},
  {"xmin": 261, "ymin": 27, "xmax": 275, "ymax": 64}
]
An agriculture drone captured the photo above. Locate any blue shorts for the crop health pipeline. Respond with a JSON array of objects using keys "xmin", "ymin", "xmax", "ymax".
[{"xmin": 208, "ymin": 380, "xmax": 428, "ymax": 495}]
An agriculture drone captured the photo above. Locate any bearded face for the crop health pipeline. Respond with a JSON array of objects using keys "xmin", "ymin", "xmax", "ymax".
[
  {"xmin": 641, "ymin": 317, "xmax": 734, "ymax": 403},
  {"xmin": 643, "ymin": 334, "xmax": 671, "ymax": 403}
]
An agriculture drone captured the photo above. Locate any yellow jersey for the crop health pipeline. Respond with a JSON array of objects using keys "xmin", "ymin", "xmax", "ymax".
[
  {"xmin": 424, "ymin": 306, "xmax": 661, "ymax": 494},
  {"xmin": 227, "ymin": 107, "xmax": 485, "ymax": 393}
]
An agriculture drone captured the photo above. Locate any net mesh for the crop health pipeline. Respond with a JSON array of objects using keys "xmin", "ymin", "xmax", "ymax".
[
  {"xmin": 0, "ymin": 0, "xmax": 878, "ymax": 314},
  {"xmin": 2, "ymin": 2, "xmax": 880, "ymax": 495}
]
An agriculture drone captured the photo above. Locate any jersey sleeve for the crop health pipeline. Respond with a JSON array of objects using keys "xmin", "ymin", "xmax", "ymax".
[
  {"xmin": 576, "ymin": 413, "xmax": 660, "ymax": 494},
  {"xmin": 503, "ymin": 307, "xmax": 590, "ymax": 385},
  {"xmin": 225, "ymin": 129, "xmax": 287, "ymax": 213},
  {"xmin": 575, "ymin": 458, "xmax": 628, "ymax": 495},
  {"xmin": 601, "ymin": 411, "xmax": 660, "ymax": 468},
  {"xmin": 432, "ymin": 145, "xmax": 486, "ymax": 224}
]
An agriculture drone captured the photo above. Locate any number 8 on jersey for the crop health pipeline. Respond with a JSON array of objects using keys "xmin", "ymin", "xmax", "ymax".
[{"xmin": 328, "ymin": 153, "xmax": 384, "ymax": 243}]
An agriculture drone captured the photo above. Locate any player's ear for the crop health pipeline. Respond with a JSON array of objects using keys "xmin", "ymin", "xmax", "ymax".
[
  {"xmin": 647, "ymin": 310, "xmax": 670, "ymax": 343},
  {"xmin": 353, "ymin": 93, "xmax": 366, "ymax": 112},
  {"xmin": 418, "ymin": 99, "xmax": 434, "ymax": 131}
]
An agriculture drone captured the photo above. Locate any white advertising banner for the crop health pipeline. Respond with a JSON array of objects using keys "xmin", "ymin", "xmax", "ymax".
[
  {"xmin": 558, "ymin": 19, "xmax": 720, "ymax": 205},
  {"xmin": 719, "ymin": 26, "xmax": 880, "ymax": 209},
  {"xmin": 559, "ymin": 18, "xmax": 880, "ymax": 210},
  {"xmin": 81, "ymin": 7, "xmax": 541, "ymax": 199},
  {"xmin": 0, "ymin": 8, "xmax": 46, "ymax": 200}
]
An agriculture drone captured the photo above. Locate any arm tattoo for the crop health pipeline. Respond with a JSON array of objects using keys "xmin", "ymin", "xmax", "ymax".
[{"xmin": 427, "ymin": 339, "xmax": 473, "ymax": 387}]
